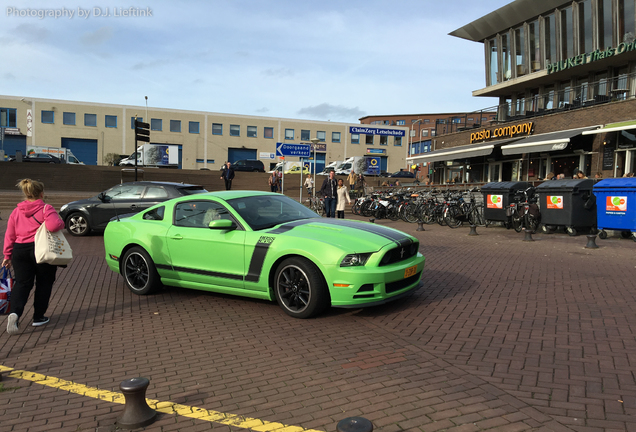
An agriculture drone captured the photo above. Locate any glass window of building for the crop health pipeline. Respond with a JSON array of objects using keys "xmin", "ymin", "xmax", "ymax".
[
  {"xmin": 212, "ymin": 123, "xmax": 222, "ymax": 135},
  {"xmin": 422, "ymin": 129, "xmax": 429, "ymax": 137},
  {"xmin": 189, "ymin": 121, "xmax": 200, "ymax": 134},
  {"xmin": 431, "ymin": 130, "xmax": 436, "ymax": 137},
  {"xmin": 394, "ymin": 137, "xmax": 402, "ymax": 146},
  {"xmin": 332, "ymin": 132, "xmax": 340, "ymax": 143},
  {"xmin": 560, "ymin": 5, "xmax": 574, "ymax": 59},
  {"xmin": 545, "ymin": 13, "xmax": 557, "ymax": 64},
  {"xmin": 595, "ymin": 71, "xmax": 609, "ymax": 97},
  {"xmin": 130, "ymin": 117, "xmax": 143, "ymax": 129},
  {"xmin": 529, "ymin": 20, "xmax": 541, "ymax": 71},
  {"xmin": 63, "ymin": 112, "xmax": 75, "ymax": 125},
  {"xmin": 170, "ymin": 120, "xmax": 181, "ymax": 132},
  {"xmin": 599, "ymin": 0, "xmax": 614, "ymax": 49},
  {"xmin": 351, "ymin": 133, "xmax": 360, "ymax": 144},
  {"xmin": 151, "ymin": 118, "xmax": 162, "ymax": 131},
  {"xmin": 264, "ymin": 127, "xmax": 273, "ymax": 138},
  {"xmin": 514, "ymin": 26, "xmax": 525, "ymax": 76},
  {"xmin": 230, "ymin": 125, "xmax": 240, "ymax": 136},
  {"xmin": 84, "ymin": 113, "xmax": 96, "ymax": 127},
  {"xmin": 247, "ymin": 126, "xmax": 257, "ymax": 137},
  {"xmin": 396, "ymin": 120, "xmax": 405, "ymax": 125},
  {"xmin": 576, "ymin": 77, "xmax": 589, "ymax": 102},
  {"xmin": 301, "ymin": 129, "xmax": 310, "ymax": 141},
  {"xmin": 105, "ymin": 115, "xmax": 117, "ymax": 128},
  {"xmin": 543, "ymin": 85, "xmax": 555, "ymax": 109},
  {"xmin": 515, "ymin": 94, "xmax": 525, "ymax": 114},
  {"xmin": 284, "ymin": 128, "xmax": 294, "ymax": 140},
  {"xmin": 578, "ymin": 0, "xmax": 593, "ymax": 53},
  {"xmin": 618, "ymin": 0, "xmax": 635, "ymax": 43},
  {"xmin": 41, "ymin": 110, "xmax": 54, "ymax": 124},
  {"xmin": 558, "ymin": 81, "xmax": 572, "ymax": 107},
  {"xmin": 488, "ymin": 38, "xmax": 499, "ymax": 85},
  {"xmin": 379, "ymin": 136, "xmax": 388, "ymax": 146},
  {"xmin": 423, "ymin": 119, "xmax": 430, "ymax": 123},
  {"xmin": 365, "ymin": 134, "xmax": 373, "ymax": 145},
  {"xmin": 502, "ymin": 33, "xmax": 511, "ymax": 80},
  {"xmin": 0, "ymin": 108, "xmax": 17, "ymax": 127},
  {"xmin": 317, "ymin": 131, "xmax": 326, "ymax": 142}
]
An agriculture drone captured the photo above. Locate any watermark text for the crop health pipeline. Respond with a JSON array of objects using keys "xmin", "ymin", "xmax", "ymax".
[{"xmin": 6, "ymin": 7, "xmax": 153, "ymax": 19}]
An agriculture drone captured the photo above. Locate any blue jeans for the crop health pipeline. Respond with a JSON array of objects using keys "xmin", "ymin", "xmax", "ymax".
[{"xmin": 324, "ymin": 197, "xmax": 337, "ymax": 218}]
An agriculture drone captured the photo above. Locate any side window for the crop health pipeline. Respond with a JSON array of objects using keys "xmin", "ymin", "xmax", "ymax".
[
  {"xmin": 104, "ymin": 185, "xmax": 146, "ymax": 201},
  {"xmin": 144, "ymin": 187, "xmax": 169, "ymax": 199},
  {"xmin": 174, "ymin": 201, "xmax": 232, "ymax": 228},
  {"xmin": 143, "ymin": 206, "xmax": 165, "ymax": 221}
]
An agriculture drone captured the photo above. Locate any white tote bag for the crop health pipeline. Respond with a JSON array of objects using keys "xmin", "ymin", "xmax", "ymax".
[{"xmin": 33, "ymin": 206, "xmax": 73, "ymax": 266}]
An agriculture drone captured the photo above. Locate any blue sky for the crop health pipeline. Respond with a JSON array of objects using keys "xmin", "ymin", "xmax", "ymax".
[{"xmin": 1, "ymin": 0, "xmax": 512, "ymax": 122}]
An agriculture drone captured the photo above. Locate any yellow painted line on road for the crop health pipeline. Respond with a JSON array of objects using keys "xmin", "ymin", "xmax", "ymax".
[{"xmin": 0, "ymin": 365, "xmax": 320, "ymax": 432}]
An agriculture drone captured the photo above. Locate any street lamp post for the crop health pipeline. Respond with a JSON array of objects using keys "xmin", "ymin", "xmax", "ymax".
[{"xmin": 310, "ymin": 137, "xmax": 320, "ymax": 199}]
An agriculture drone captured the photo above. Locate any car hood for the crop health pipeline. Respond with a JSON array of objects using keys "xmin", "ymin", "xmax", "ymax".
[{"xmin": 265, "ymin": 218, "xmax": 414, "ymax": 251}]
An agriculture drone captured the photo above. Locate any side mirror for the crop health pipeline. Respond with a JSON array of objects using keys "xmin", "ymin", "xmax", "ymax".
[
  {"xmin": 98, "ymin": 192, "xmax": 107, "ymax": 202},
  {"xmin": 208, "ymin": 219, "xmax": 235, "ymax": 230}
]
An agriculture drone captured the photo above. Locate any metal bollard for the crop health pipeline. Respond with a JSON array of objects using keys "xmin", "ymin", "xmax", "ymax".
[
  {"xmin": 523, "ymin": 228, "xmax": 534, "ymax": 242},
  {"xmin": 468, "ymin": 225, "xmax": 478, "ymax": 236},
  {"xmin": 116, "ymin": 377, "xmax": 157, "ymax": 429},
  {"xmin": 369, "ymin": 218, "xmax": 375, "ymax": 224},
  {"xmin": 416, "ymin": 221, "xmax": 425, "ymax": 231},
  {"xmin": 585, "ymin": 234, "xmax": 599, "ymax": 249},
  {"xmin": 337, "ymin": 416, "xmax": 374, "ymax": 432}
]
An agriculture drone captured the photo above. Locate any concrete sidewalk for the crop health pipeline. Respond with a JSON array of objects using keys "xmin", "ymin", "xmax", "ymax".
[{"xmin": 1, "ymin": 213, "xmax": 635, "ymax": 431}]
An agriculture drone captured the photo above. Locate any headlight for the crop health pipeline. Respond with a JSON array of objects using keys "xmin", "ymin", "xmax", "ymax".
[
  {"xmin": 340, "ymin": 253, "xmax": 372, "ymax": 267},
  {"xmin": 60, "ymin": 204, "xmax": 68, "ymax": 212}
]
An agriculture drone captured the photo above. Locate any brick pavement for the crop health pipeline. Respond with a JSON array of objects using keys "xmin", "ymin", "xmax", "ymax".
[{"xmin": 0, "ymin": 210, "xmax": 635, "ymax": 431}]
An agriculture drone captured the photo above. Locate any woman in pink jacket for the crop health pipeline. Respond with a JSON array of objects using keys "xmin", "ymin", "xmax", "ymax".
[{"xmin": 2, "ymin": 179, "xmax": 65, "ymax": 335}]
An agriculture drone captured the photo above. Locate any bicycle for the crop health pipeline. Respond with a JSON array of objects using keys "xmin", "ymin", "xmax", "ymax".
[{"xmin": 507, "ymin": 187, "xmax": 541, "ymax": 233}]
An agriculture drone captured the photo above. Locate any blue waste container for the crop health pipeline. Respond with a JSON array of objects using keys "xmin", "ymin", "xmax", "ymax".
[{"xmin": 593, "ymin": 178, "xmax": 636, "ymax": 241}]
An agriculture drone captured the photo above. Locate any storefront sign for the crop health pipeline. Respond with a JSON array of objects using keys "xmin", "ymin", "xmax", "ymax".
[
  {"xmin": 306, "ymin": 142, "xmax": 326, "ymax": 152},
  {"xmin": 547, "ymin": 42, "xmax": 636, "ymax": 74},
  {"xmin": 606, "ymin": 196, "xmax": 627, "ymax": 214},
  {"xmin": 350, "ymin": 126, "xmax": 405, "ymax": 137},
  {"xmin": 366, "ymin": 157, "xmax": 380, "ymax": 175},
  {"xmin": 2, "ymin": 127, "xmax": 21, "ymax": 135},
  {"xmin": 470, "ymin": 122, "xmax": 533, "ymax": 143},
  {"xmin": 366, "ymin": 148, "xmax": 386, "ymax": 154},
  {"xmin": 546, "ymin": 196, "xmax": 564, "ymax": 209},
  {"xmin": 602, "ymin": 146, "xmax": 615, "ymax": 170},
  {"xmin": 486, "ymin": 195, "xmax": 503, "ymax": 209}
]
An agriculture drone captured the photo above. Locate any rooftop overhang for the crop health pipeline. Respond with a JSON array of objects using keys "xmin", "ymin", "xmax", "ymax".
[{"xmin": 449, "ymin": 0, "xmax": 572, "ymax": 42}]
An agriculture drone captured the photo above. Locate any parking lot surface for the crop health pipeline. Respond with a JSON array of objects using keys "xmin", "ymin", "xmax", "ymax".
[{"xmin": 1, "ymin": 208, "xmax": 636, "ymax": 431}]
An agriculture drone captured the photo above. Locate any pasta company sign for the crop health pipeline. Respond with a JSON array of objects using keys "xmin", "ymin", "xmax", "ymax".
[
  {"xmin": 470, "ymin": 122, "xmax": 533, "ymax": 143},
  {"xmin": 350, "ymin": 126, "xmax": 405, "ymax": 137}
]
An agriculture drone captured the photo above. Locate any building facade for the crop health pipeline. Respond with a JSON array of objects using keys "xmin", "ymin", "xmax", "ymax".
[
  {"xmin": 408, "ymin": 0, "xmax": 636, "ymax": 184},
  {"xmin": 0, "ymin": 95, "xmax": 409, "ymax": 173}
]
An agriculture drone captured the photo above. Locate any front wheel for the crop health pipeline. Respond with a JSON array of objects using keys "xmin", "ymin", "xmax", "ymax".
[
  {"xmin": 511, "ymin": 212, "xmax": 523, "ymax": 233},
  {"xmin": 527, "ymin": 214, "xmax": 541, "ymax": 234},
  {"xmin": 66, "ymin": 212, "xmax": 91, "ymax": 236},
  {"xmin": 122, "ymin": 247, "xmax": 161, "ymax": 295},
  {"xmin": 566, "ymin": 226, "xmax": 578, "ymax": 236},
  {"xmin": 274, "ymin": 258, "xmax": 328, "ymax": 319},
  {"xmin": 598, "ymin": 230, "xmax": 608, "ymax": 239}
]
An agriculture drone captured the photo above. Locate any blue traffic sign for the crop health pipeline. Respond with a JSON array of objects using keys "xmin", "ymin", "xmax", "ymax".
[{"xmin": 276, "ymin": 142, "xmax": 311, "ymax": 158}]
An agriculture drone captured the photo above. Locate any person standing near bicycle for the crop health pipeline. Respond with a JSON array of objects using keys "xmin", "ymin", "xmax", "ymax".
[
  {"xmin": 336, "ymin": 179, "xmax": 351, "ymax": 219},
  {"xmin": 304, "ymin": 174, "xmax": 313, "ymax": 196},
  {"xmin": 320, "ymin": 170, "xmax": 338, "ymax": 218}
]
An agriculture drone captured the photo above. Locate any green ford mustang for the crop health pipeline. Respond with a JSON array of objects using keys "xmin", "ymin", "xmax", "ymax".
[{"xmin": 104, "ymin": 191, "xmax": 425, "ymax": 318}]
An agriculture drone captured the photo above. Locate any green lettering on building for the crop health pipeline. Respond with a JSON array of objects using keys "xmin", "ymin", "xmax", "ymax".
[{"xmin": 548, "ymin": 43, "xmax": 634, "ymax": 74}]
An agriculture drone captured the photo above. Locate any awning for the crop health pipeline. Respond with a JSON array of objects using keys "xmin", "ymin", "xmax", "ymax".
[
  {"xmin": 501, "ymin": 126, "xmax": 599, "ymax": 155},
  {"xmin": 582, "ymin": 120, "xmax": 636, "ymax": 135},
  {"xmin": 407, "ymin": 137, "xmax": 521, "ymax": 164}
]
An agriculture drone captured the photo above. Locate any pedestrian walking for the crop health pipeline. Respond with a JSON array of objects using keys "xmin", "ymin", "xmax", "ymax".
[
  {"xmin": 347, "ymin": 170, "xmax": 358, "ymax": 193},
  {"xmin": 336, "ymin": 179, "xmax": 351, "ymax": 219},
  {"xmin": 268, "ymin": 171, "xmax": 279, "ymax": 193},
  {"xmin": 221, "ymin": 161, "xmax": 235, "ymax": 190},
  {"xmin": 2, "ymin": 179, "xmax": 65, "ymax": 335},
  {"xmin": 304, "ymin": 174, "xmax": 313, "ymax": 195},
  {"xmin": 320, "ymin": 171, "xmax": 338, "ymax": 218}
]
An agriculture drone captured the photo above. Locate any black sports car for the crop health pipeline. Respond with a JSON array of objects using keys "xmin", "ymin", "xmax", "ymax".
[{"xmin": 59, "ymin": 181, "xmax": 207, "ymax": 236}]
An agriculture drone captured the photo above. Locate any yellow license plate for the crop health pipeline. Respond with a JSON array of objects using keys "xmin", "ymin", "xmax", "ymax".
[{"xmin": 404, "ymin": 265, "xmax": 417, "ymax": 278}]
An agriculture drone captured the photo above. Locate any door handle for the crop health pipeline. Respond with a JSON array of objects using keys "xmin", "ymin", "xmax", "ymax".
[
  {"xmin": 170, "ymin": 234, "xmax": 183, "ymax": 240},
  {"xmin": 130, "ymin": 204, "xmax": 137, "ymax": 210}
]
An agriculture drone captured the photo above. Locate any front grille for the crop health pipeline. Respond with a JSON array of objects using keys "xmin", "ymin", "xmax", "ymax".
[
  {"xmin": 379, "ymin": 242, "xmax": 419, "ymax": 266},
  {"xmin": 385, "ymin": 271, "xmax": 421, "ymax": 294}
]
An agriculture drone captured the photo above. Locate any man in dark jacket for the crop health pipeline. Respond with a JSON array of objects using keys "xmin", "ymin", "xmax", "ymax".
[
  {"xmin": 320, "ymin": 170, "xmax": 338, "ymax": 217},
  {"xmin": 221, "ymin": 162, "xmax": 235, "ymax": 190}
]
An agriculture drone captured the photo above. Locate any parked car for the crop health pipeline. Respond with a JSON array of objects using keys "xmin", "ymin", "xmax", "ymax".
[
  {"xmin": 284, "ymin": 165, "xmax": 310, "ymax": 175},
  {"xmin": 387, "ymin": 171, "xmax": 416, "ymax": 178},
  {"xmin": 59, "ymin": 181, "xmax": 207, "ymax": 236},
  {"xmin": 230, "ymin": 159, "xmax": 265, "ymax": 172},
  {"xmin": 104, "ymin": 191, "xmax": 425, "ymax": 318},
  {"xmin": 8, "ymin": 153, "xmax": 63, "ymax": 163}
]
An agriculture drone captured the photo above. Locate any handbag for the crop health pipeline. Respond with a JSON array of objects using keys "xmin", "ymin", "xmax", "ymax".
[
  {"xmin": 33, "ymin": 205, "xmax": 73, "ymax": 266},
  {"xmin": 0, "ymin": 266, "xmax": 13, "ymax": 315}
]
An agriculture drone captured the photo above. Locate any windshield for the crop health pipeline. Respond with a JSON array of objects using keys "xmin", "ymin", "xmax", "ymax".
[{"xmin": 227, "ymin": 194, "xmax": 319, "ymax": 231}]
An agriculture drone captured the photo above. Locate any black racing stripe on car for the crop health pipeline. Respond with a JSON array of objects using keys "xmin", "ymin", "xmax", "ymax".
[
  {"xmin": 156, "ymin": 263, "xmax": 171, "ymax": 271},
  {"xmin": 319, "ymin": 219, "xmax": 412, "ymax": 245},
  {"xmin": 244, "ymin": 236, "xmax": 276, "ymax": 283},
  {"xmin": 171, "ymin": 266, "xmax": 244, "ymax": 281},
  {"xmin": 267, "ymin": 219, "xmax": 316, "ymax": 234}
]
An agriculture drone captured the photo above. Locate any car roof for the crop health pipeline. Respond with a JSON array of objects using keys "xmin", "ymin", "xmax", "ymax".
[
  {"xmin": 173, "ymin": 190, "xmax": 278, "ymax": 201},
  {"xmin": 119, "ymin": 181, "xmax": 203, "ymax": 188}
]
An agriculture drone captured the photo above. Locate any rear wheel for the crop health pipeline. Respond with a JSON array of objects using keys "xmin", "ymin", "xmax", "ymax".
[
  {"xmin": 274, "ymin": 257, "xmax": 328, "ymax": 319},
  {"xmin": 621, "ymin": 230, "xmax": 632, "ymax": 239},
  {"xmin": 566, "ymin": 226, "xmax": 578, "ymax": 236},
  {"xmin": 527, "ymin": 214, "xmax": 541, "ymax": 234},
  {"xmin": 598, "ymin": 230, "xmax": 608, "ymax": 239},
  {"xmin": 66, "ymin": 212, "xmax": 91, "ymax": 236},
  {"xmin": 444, "ymin": 205, "xmax": 463, "ymax": 228},
  {"xmin": 122, "ymin": 247, "xmax": 161, "ymax": 295},
  {"xmin": 511, "ymin": 211, "xmax": 523, "ymax": 233}
]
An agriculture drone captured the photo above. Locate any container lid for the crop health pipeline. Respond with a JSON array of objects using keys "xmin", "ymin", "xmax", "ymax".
[
  {"xmin": 593, "ymin": 178, "xmax": 636, "ymax": 189},
  {"xmin": 481, "ymin": 181, "xmax": 530, "ymax": 191},
  {"xmin": 537, "ymin": 178, "xmax": 595, "ymax": 191}
]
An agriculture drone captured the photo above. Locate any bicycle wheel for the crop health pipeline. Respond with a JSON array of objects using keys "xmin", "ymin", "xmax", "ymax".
[
  {"xmin": 511, "ymin": 210, "xmax": 523, "ymax": 233},
  {"xmin": 404, "ymin": 204, "xmax": 419, "ymax": 223},
  {"xmin": 444, "ymin": 205, "xmax": 463, "ymax": 228},
  {"xmin": 468, "ymin": 205, "xmax": 484, "ymax": 226},
  {"xmin": 375, "ymin": 205, "xmax": 387, "ymax": 219},
  {"xmin": 361, "ymin": 200, "xmax": 374, "ymax": 217},
  {"xmin": 527, "ymin": 213, "xmax": 541, "ymax": 234},
  {"xmin": 387, "ymin": 203, "xmax": 400, "ymax": 221},
  {"xmin": 351, "ymin": 200, "xmax": 361, "ymax": 215}
]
